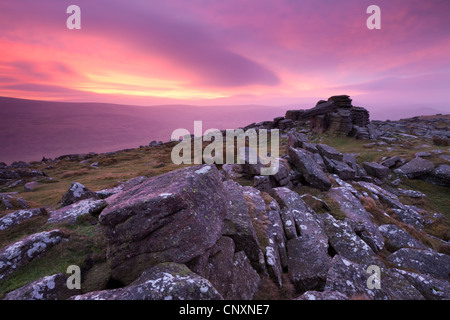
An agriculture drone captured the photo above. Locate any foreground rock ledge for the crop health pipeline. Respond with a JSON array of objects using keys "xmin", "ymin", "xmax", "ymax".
[
  {"xmin": 70, "ymin": 263, "xmax": 223, "ymax": 300},
  {"xmin": 99, "ymin": 164, "xmax": 229, "ymax": 285}
]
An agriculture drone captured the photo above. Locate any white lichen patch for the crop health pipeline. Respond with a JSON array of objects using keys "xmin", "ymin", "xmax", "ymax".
[{"xmin": 195, "ymin": 166, "xmax": 211, "ymax": 175}]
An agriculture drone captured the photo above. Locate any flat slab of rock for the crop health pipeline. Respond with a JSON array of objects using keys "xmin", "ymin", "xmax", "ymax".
[
  {"xmin": 387, "ymin": 248, "xmax": 450, "ymax": 280},
  {"xmin": 0, "ymin": 208, "xmax": 47, "ymax": 231},
  {"xmin": 0, "ymin": 230, "xmax": 64, "ymax": 281},
  {"xmin": 362, "ymin": 162, "xmax": 389, "ymax": 179},
  {"xmin": 71, "ymin": 263, "xmax": 223, "ymax": 300},
  {"xmin": 48, "ymin": 198, "xmax": 107, "ymax": 224},
  {"xmin": 378, "ymin": 224, "xmax": 428, "ymax": 251},
  {"xmin": 99, "ymin": 165, "xmax": 229, "ymax": 285},
  {"xmin": 288, "ymin": 147, "xmax": 331, "ymax": 191},
  {"xmin": 3, "ymin": 273, "xmax": 79, "ymax": 300}
]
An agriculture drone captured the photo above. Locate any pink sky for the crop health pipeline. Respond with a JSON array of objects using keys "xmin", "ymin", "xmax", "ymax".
[{"xmin": 0, "ymin": 0, "xmax": 449, "ymax": 117}]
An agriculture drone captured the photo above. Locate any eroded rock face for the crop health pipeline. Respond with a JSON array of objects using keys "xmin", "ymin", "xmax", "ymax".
[
  {"xmin": 0, "ymin": 230, "xmax": 64, "ymax": 281},
  {"xmin": 221, "ymin": 181, "xmax": 265, "ymax": 274},
  {"xmin": 327, "ymin": 187, "xmax": 385, "ymax": 252},
  {"xmin": 70, "ymin": 263, "xmax": 223, "ymax": 300},
  {"xmin": 99, "ymin": 165, "xmax": 229, "ymax": 285}
]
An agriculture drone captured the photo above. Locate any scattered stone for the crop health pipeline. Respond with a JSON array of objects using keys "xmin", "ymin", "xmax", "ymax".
[
  {"xmin": 24, "ymin": 181, "xmax": 40, "ymax": 192},
  {"xmin": 415, "ymin": 152, "xmax": 431, "ymax": 158},
  {"xmin": 71, "ymin": 263, "xmax": 223, "ymax": 300},
  {"xmin": 60, "ymin": 182, "xmax": 98, "ymax": 207},
  {"xmin": 397, "ymin": 188, "xmax": 426, "ymax": 198},
  {"xmin": 439, "ymin": 154, "xmax": 450, "ymax": 162},
  {"xmin": 380, "ymin": 156, "xmax": 402, "ymax": 168},
  {"xmin": 0, "ymin": 230, "xmax": 64, "ymax": 281},
  {"xmin": 423, "ymin": 164, "xmax": 450, "ymax": 187},
  {"xmin": 0, "ymin": 208, "xmax": 47, "ymax": 231}
]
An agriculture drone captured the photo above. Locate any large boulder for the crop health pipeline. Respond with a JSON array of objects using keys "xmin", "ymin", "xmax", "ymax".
[
  {"xmin": 387, "ymin": 248, "xmax": 450, "ymax": 280},
  {"xmin": 288, "ymin": 147, "xmax": 331, "ymax": 191},
  {"xmin": 394, "ymin": 157, "xmax": 434, "ymax": 179},
  {"xmin": 99, "ymin": 165, "xmax": 229, "ymax": 285},
  {"xmin": 0, "ymin": 230, "xmax": 64, "ymax": 281},
  {"xmin": 71, "ymin": 263, "xmax": 223, "ymax": 300}
]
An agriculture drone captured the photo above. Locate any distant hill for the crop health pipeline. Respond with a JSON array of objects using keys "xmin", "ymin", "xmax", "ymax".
[{"xmin": 0, "ymin": 96, "xmax": 293, "ymax": 164}]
